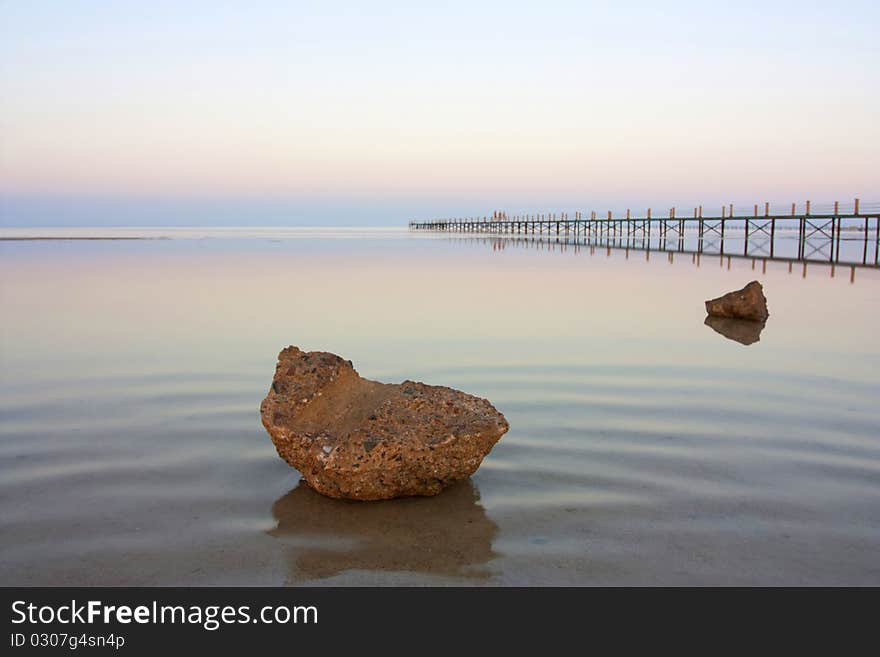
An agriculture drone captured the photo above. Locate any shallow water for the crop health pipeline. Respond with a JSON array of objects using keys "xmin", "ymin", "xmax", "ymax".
[{"xmin": 1, "ymin": 228, "xmax": 878, "ymax": 585}]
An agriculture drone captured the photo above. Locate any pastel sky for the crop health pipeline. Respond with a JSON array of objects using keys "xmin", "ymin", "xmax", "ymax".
[{"xmin": 1, "ymin": 1, "xmax": 878, "ymax": 225}]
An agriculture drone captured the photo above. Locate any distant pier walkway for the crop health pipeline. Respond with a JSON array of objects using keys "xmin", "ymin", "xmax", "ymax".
[{"xmin": 410, "ymin": 199, "xmax": 880, "ymax": 267}]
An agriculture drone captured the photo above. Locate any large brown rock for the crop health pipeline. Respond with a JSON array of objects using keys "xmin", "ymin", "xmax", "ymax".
[
  {"xmin": 705, "ymin": 280, "xmax": 769, "ymax": 322},
  {"xmin": 260, "ymin": 346, "xmax": 508, "ymax": 501}
]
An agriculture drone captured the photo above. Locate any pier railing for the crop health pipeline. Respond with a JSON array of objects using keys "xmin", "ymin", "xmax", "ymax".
[{"xmin": 409, "ymin": 199, "xmax": 880, "ymax": 267}]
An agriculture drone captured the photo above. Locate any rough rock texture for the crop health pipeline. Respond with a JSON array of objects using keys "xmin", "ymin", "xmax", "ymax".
[
  {"xmin": 705, "ymin": 280, "xmax": 769, "ymax": 322},
  {"xmin": 704, "ymin": 315, "xmax": 765, "ymax": 346},
  {"xmin": 260, "ymin": 346, "xmax": 509, "ymax": 500}
]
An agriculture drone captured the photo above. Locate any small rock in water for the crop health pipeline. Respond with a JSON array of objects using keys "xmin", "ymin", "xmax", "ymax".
[
  {"xmin": 705, "ymin": 280, "xmax": 769, "ymax": 322},
  {"xmin": 260, "ymin": 346, "xmax": 509, "ymax": 501}
]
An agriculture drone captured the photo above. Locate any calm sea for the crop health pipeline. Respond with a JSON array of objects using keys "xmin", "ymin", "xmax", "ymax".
[{"xmin": 1, "ymin": 227, "xmax": 878, "ymax": 585}]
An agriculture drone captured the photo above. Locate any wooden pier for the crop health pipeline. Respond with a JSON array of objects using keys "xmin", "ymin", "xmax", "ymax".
[{"xmin": 409, "ymin": 199, "xmax": 880, "ymax": 267}]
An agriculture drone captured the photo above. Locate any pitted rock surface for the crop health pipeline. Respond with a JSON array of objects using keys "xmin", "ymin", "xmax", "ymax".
[
  {"xmin": 260, "ymin": 346, "xmax": 509, "ymax": 500},
  {"xmin": 705, "ymin": 280, "xmax": 769, "ymax": 322}
]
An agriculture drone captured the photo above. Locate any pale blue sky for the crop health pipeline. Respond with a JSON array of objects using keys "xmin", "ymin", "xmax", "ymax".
[{"xmin": 1, "ymin": 1, "xmax": 878, "ymax": 225}]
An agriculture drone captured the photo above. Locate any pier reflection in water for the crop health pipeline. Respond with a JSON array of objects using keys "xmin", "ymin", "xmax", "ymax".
[
  {"xmin": 477, "ymin": 234, "xmax": 872, "ymax": 283},
  {"xmin": 269, "ymin": 480, "xmax": 497, "ymax": 583}
]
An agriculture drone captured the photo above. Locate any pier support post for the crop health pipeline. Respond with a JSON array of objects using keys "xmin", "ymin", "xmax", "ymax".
[
  {"xmin": 770, "ymin": 217, "xmax": 776, "ymax": 257},
  {"xmin": 698, "ymin": 212, "xmax": 704, "ymax": 253},
  {"xmin": 720, "ymin": 206, "xmax": 726, "ymax": 255},
  {"xmin": 798, "ymin": 216, "xmax": 805, "ymax": 260},
  {"xmin": 835, "ymin": 215, "xmax": 842, "ymax": 262}
]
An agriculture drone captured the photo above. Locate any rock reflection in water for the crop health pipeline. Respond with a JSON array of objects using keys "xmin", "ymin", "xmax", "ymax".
[
  {"xmin": 704, "ymin": 315, "xmax": 766, "ymax": 345},
  {"xmin": 269, "ymin": 479, "xmax": 498, "ymax": 582}
]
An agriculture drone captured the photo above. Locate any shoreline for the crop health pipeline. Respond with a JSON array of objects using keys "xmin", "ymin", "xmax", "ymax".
[{"xmin": 0, "ymin": 236, "xmax": 158, "ymax": 241}]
